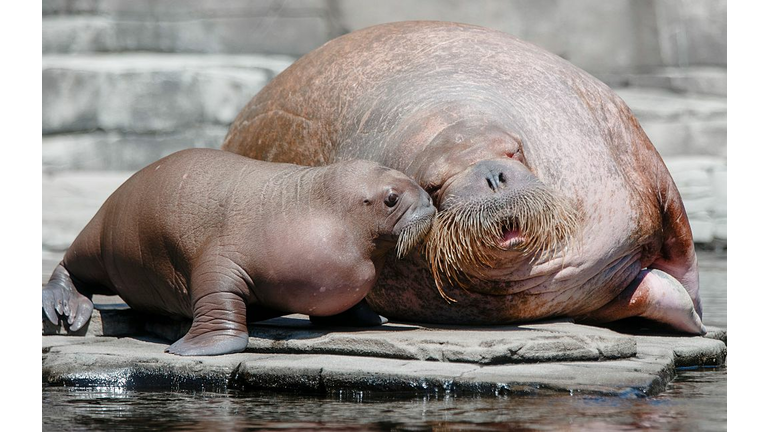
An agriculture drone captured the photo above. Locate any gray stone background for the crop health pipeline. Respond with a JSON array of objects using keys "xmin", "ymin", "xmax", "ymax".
[{"xmin": 42, "ymin": 0, "xmax": 726, "ymax": 252}]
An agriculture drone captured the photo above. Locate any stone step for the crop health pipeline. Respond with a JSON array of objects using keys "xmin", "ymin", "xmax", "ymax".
[
  {"xmin": 42, "ymin": 54, "xmax": 294, "ymax": 134},
  {"xmin": 42, "ymin": 170, "xmax": 133, "ymax": 252},
  {"xmin": 614, "ymin": 87, "xmax": 726, "ymax": 159},
  {"xmin": 43, "ymin": 126, "xmax": 228, "ymax": 173},
  {"xmin": 628, "ymin": 67, "xmax": 726, "ymax": 97},
  {"xmin": 599, "ymin": 66, "xmax": 727, "ymax": 97},
  {"xmin": 42, "ymin": 0, "xmax": 725, "ymax": 76},
  {"xmin": 664, "ymin": 156, "xmax": 727, "ymax": 244},
  {"xmin": 42, "ymin": 0, "xmax": 337, "ymax": 56},
  {"xmin": 43, "ymin": 0, "xmax": 300, "ymax": 15},
  {"xmin": 615, "ymin": 87, "xmax": 727, "ymax": 122},
  {"xmin": 334, "ymin": 0, "xmax": 725, "ymax": 74}
]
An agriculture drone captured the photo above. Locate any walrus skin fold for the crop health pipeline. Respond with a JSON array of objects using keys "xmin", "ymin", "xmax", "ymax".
[
  {"xmin": 222, "ymin": 21, "xmax": 705, "ymax": 334},
  {"xmin": 42, "ymin": 148, "xmax": 436, "ymax": 355}
]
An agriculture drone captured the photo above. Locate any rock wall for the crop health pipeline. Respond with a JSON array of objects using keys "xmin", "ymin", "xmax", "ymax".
[{"xmin": 42, "ymin": 0, "xmax": 726, "ymax": 247}]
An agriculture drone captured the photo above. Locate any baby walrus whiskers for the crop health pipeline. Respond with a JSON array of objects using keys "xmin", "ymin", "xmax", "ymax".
[{"xmin": 396, "ymin": 213, "xmax": 436, "ymax": 259}]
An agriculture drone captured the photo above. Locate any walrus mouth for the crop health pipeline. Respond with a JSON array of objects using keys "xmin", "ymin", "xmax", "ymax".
[
  {"xmin": 395, "ymin": 214, "xmax": 435, "ymax": 259},
  {"xmin": 423, "ymin": 185, "xmax": 578, "ymax": 302},
  {"xmin": 499, "ymin": 223, "xmax": 525, "ymax": 250}
]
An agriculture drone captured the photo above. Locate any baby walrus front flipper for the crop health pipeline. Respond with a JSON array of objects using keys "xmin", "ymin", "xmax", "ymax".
[{"xmin": 42, "ymin": 148, "xmax": 436, "ymax": 355}]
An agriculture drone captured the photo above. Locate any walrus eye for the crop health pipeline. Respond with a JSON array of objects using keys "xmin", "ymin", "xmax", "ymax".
[{"xmin": 384, "ymin": 192, "xmax": 399, "ymax": 207}]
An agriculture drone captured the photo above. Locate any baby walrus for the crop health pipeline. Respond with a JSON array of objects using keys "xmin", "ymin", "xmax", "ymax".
[{"xmin": 42, "ymin": 148, "xmax": 436, "ymax": 356}]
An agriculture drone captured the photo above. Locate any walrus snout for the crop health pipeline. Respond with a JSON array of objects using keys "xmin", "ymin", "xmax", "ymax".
[
  {"xmin": 423, "ymin": 157, "xmax": 578, "ymax": 297},
  {"xmin": 392, "ymin": 179, "xmax": 435, "ymax": 232},
  {"xmin": 393, "ymin": 184, "xmax": 437, "ymax": 258},
  {"xmin": 438, "ymin": 158, "xmax": 539, "ymax": 210}
]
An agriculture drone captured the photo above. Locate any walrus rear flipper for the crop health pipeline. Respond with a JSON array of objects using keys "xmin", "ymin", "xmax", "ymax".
[
  {"xmin": 647, "ymin": 162, "xmax": 703, "ymax": 319},
  {"xmin": 579, "ymin": 268, "xmax": 705, "ymax": 335},
  {"xmin": 42, "ymin": 263, "xmax": 94, "ymax": 332}
]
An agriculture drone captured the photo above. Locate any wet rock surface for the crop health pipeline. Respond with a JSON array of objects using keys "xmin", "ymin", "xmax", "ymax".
[{"xmin": 42, "ymin": 304, "xmax": 726, "ymax": 397}]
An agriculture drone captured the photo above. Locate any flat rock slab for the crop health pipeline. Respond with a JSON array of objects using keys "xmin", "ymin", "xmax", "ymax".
[
  {"xmin": 246, "ymin": 318, "xmax": 637, "ymax": 364},
  {"xmin": 44, "ymin": 304, "xmax": 636, "ymax": 364},
  {"xmin": 42, "ymin": 308, "xmax": 726, "ymax": 397}
]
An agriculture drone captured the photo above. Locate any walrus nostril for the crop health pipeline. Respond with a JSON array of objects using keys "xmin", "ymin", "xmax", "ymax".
[
  {"xmin": 485, "ymin": 171, "xmax": 505, "ymax": 192},
  {"xmin": 486, "ymin": 177, "xmax": 496, "ymax": 191}
]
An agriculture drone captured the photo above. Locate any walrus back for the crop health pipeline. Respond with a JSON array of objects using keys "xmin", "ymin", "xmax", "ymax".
[{"xmin": 61, "ymin": 149, "xmax": 267, "ymax": 317}]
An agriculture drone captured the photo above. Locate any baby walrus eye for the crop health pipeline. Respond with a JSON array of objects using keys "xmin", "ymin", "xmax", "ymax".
[{"xmin": 384, "ymin": 192, "xmax": 399, "ymax": 207}]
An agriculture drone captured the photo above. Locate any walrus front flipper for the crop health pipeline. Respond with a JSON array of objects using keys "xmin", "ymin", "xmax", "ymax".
[
  {"xmin": 580, "ymin": 268, "xmax": 705, "ymax": 335},
  {"xmin": 309, "ymin": 299, "xmax": 389, "ymax": 327},
  {"xmin": 42, "ymin": 263, "xmax": 94, "ymax": 332},
  {"xmin": 165, "ymin": 269, "xmax": 250, "ymax": 356},
  {"xmin": 165, "ymin": 293, "xmax": 250, "ymax": 356}
]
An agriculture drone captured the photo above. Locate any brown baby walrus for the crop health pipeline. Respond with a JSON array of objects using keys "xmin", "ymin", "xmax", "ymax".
[{"xmin": 42, "ymin": 148, "xmax": 436, "ymax": 355}]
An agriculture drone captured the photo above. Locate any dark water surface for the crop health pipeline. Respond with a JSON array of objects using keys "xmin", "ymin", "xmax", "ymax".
[
  {"xmin": 42, "ymin": 365, "xmax": 725, "ymax": 431},
  {"xmin": 42, "ymin": 251, "xmax": 726, "ymax": 431}
]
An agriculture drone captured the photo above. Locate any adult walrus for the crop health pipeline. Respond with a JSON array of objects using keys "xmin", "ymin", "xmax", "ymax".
[
  {"xmin": 42, "ymin": 148, "xmax": 436, "ymax": 355},
  {"xmin": 222, "ymin": 21, "xmax": 705, "ymax": 334}
]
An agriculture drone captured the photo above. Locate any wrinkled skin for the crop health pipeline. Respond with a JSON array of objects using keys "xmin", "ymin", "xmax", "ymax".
[
  {"xmin": 223, "ymin": 21, "xmax": 704, "ymax": 334},
  {"xmin": 42, "ymin": 148, "xmax": 436, "ymax": 355}
]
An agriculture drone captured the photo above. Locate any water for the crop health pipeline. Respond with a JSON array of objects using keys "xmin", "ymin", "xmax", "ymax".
[
  {"xmin": 41, "ymin": 367, "xmax": 726, "ymax": 431},
  {"xmin": 41, "ymin": 250, "xmax": 726, "ymax": 431}
]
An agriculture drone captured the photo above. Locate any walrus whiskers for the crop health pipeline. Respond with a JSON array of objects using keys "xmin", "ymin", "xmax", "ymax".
[
  {"xmin": 395, "ymin": 214, "xmax": 435, "ymax": 259},
  {"xmin": 423, "ymin": 185, "xmax": 578, "ymax": 302}
]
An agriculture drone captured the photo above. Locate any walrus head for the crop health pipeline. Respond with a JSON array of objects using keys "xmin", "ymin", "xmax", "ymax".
[
  {"xmin": 406, "ymin": 122, "xmax": 579, "ymax": 302},
  {"xmin": 341, "ymin": 161, "xmax": 437, "ymax": 259}
]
